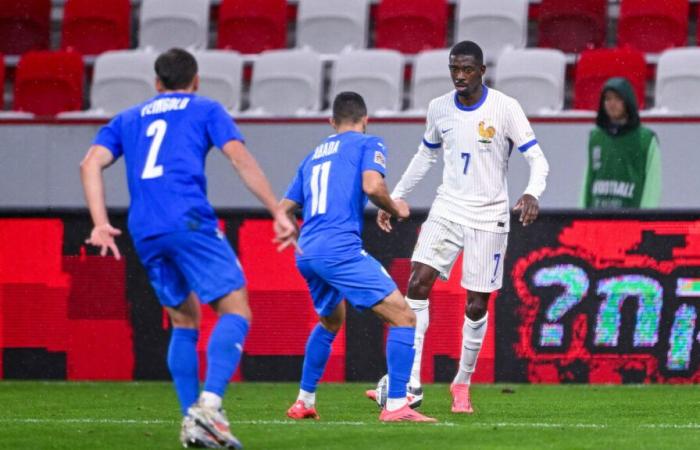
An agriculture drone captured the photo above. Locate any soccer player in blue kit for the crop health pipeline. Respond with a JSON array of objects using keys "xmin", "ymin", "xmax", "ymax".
[
  {"xmin": 280, "ymin": 92, "xmax": 437, "ymax": 423},
  {"xmin": 80, "ymin": 48, "xmax": 296, "ymax": 449}
]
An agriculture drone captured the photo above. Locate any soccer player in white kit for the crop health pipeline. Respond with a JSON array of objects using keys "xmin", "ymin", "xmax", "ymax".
[{"xmin": 376, "ymin": 41, "xmax": 549, "ymax": 413}]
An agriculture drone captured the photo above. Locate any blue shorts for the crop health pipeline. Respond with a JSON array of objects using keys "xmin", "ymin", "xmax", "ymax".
[
  {"xmin": 296, "ymin": 250, "xmax": 397, "ymax": 317},
  {"xmin": 134, "ymin": 229, "xmax": 246, "ymax": 308}
]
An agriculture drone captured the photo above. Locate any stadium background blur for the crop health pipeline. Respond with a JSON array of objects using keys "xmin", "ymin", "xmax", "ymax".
[{"xmin": 0, "ymin": 0, "xmax": 699, "ymax": 390}]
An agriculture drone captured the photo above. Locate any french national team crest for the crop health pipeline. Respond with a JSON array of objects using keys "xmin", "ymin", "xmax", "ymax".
[{"xmin": 478, "ymin": 120, "xmax": 496, "ymax": 144}]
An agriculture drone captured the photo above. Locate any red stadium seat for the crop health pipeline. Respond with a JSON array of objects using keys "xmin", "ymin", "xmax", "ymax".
[
  {"xmin": 375, "ymin": 0, "xmax": 448, "ymax": 54},
  {"xmin": 61, "ymin": 0, "xmax": 131, "ymax": 55},
  {"xmin": 574, "ymin": 48, "xmax": 647, "ymax": 110},
  {"xmin": 217, "ymin": 0, "xmax": 287, "ymax": 54},
  {"xmin": 537, "ymin": 0, "xmax": 606, "ymax": 53},
  {"xmin": 617, "ymin": 0, "xmax": 689, "ymax": 53},
  {"xmin": 14, "ymin": 51, "xmax": 84, "ymax": 116},
  {"xmin": 0, "ymin": 0, "xmax": 50, "ymax": 55}
]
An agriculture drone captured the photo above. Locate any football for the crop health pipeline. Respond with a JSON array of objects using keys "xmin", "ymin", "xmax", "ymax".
[{"xmin": 374, "ymin": 375, "xmax": 423, "ymax": 409}]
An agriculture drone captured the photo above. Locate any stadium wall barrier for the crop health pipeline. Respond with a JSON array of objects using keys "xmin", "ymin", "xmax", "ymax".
[
  {"xmin": 1, "ymin": 210, "xmax": 699, "ymax": 384},
  {"xmin": 1, "ymin": 118, "xmax": 699, "ymax": 210}
]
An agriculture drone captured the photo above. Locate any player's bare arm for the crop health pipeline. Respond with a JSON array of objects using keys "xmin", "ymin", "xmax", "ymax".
[
  {"xmin": 222, "ymin": 140, "xmax": 297, "ymax": 250},
  {"xmin": 363, "ymin": 170, "xmax": 409, "ymax": 220},
  {"xmin": 80, "ymin": 144, "xmax": 122, "ymax": 259}
]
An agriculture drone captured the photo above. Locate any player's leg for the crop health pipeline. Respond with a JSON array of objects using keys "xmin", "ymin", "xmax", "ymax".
[
  {"xmin": 289, "ymin": 299, "xmax": 345, "ymax": 419},
  {"xmin": 372, "ymin": 291, "xmax": 436, "ymax": 422},
  {"xmin": 170, "ymin": 230, "xmax": 248, "ymax": 449},
  {"xmin": 288, "ymin": 259, "xmax": 344, "ymax": 419},
  {"xmin": 408, "ymin": 216, "xmax": 464, "ymax": 389},
  {"xmin": 451, "ymin": 228, "xmax": 507, "ymax": 414}
]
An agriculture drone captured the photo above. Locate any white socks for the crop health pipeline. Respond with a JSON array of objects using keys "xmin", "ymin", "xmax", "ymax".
[
  {"xmin": 297, "ymin": 389, "xmax": 316, "ymax": 408},
  {"xmin": 405, "ymin": 297, "xmax": 429, "ymax": 387},
  {"xmin": 200, "ymin": 391, "xmax": 222, "ymax": 410},
  {"xmin": 453, "ymin": 313, "xmax": 488, "ymax": 385},
  {"xmin": 386, "ymin": 397, "xmax": 408, "ymax": 412}
]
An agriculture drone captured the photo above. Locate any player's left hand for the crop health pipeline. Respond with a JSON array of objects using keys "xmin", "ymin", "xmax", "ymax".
[
  {"xmin": 377, "ymin": 209, "xmax": 393, "ymax": 233},
  {"xmin": 513, "ymin": 194, "xmax": 539, "ymax": 226}
]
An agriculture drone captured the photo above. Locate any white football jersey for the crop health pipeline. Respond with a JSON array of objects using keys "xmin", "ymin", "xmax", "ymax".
[{"xmin": 420, "ymin": 86, "xmax": 538, "ymax": 233}]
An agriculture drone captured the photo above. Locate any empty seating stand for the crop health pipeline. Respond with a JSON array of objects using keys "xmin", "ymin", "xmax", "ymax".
[
  {"xmin": 0, "ymin": 0, "xmax": 50, "ymax": 55},
  {"xmin": 61, "ymin": 0, "xmax": 131, "ymax": 55},
  {"xmin": 14, "ymin": 50, "xmax": 84, "ymax": 115},
  {"xmin": 617, "ymin": 0, "xmax": 689, "ymax": 54},
  {"xmin": 296, "ymin": 0, "xmax": 370, "ymax": 54},
  {"xmin": 139, "ymin": 0, "xmax": 210, "ymax": 52},
  {"xmin": 375, "ymin": 0, "xmax": 447, "ymax": 54},
  {"xmin": 573, "ymin": 47, "xmax": 647, "ymax": 110},
  {"xmin": 537, "ymin": 0, "xmax": 606, "ymax": 53},
  {"xmin": 217, "ymin": 0, "xmax": 287, "ymax": 54}
]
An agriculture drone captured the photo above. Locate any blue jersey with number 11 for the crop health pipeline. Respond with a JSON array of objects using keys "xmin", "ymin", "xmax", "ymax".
[
  {"xmin": 93, "ymin": 93, "xmax": 244, "ymax": 242},
  {"xmin": 285, "ymin": 130, "xmax": 388, "ymax": 259}
]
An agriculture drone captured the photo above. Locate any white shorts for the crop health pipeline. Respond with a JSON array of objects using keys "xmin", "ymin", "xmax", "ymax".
[{"xmin": 411, "ymin": 215, "xmax": 508, "ymax": 292}]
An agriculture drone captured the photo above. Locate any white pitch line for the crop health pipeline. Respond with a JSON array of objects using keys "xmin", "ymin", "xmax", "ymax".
[{"xmin": 2, "ymin": 418, "xmax": 699, "ymax": 430}]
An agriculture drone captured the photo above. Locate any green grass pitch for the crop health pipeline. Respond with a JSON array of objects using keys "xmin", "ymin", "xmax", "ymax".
[{"xmin": 1, "ymin": 381, "xmax": 699, "ymax": 449}]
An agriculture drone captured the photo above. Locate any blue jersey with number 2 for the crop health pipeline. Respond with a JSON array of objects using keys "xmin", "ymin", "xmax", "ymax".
[
  {"xmin": 285, "ymin": 130, "xmax": 388, "ymax": 259},
  {"xmin": 93, "ymin": 93, "xmax": 244, "ymax": 242}
]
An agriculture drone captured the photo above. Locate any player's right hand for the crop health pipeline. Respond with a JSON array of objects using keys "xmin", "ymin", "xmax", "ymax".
[
  {"xmin": 376, "ymin": 209, "xmax": 393, "ymax": 233},
  {"xmin": 273, "ymin": 211, "xmax": 302, "ymax": 253},
  {"xmin": 85, "ymin": 223, "xmax": 122, "ymax": 260},
  {"xmin": 394, "ymin": 198, "xmax": 410, "ymax": 221}
]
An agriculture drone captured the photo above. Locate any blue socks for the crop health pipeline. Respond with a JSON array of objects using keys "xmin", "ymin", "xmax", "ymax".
[
  {"xmin": 386, "ymin": 326, "xmax": 416, "ymax": 399},
  {"xmin": 167, "ymin": 328, "xmax": 200, "ymax": 415},
  {"xmin": 300, "ymin": 324, "xmax": 337, "ymax": 393},
  {"xmin": 203, "ymin": 313, "xmax": 249, "ymax": 397}
]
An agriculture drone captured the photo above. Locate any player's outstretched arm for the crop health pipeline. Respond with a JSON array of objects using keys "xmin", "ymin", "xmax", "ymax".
[
  {"xmin": 363, "ymin": 170, "xmax": 410, "ymax": 222},
  {"xmin": 80, "ymin": 145, "xmax": 122, "ymax": 259},
  {"xmin": 222, "ymin": 140, "xmax": 297, "ymax": 250}
]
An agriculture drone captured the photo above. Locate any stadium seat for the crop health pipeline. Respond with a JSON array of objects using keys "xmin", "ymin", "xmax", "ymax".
[
  {"xmin": 61, "ymin": 0, "xmax": 131, "ymax": 55},
  {"xmin": 410, "ymin": 49, "xmax": 452, "ymax": 112},
  {"xmin": 617, "ymin": 0, "xmax": 689, "ymax": 53},
  {"xmin": 14, "ymin": 51, "xmax": 84, "ymax": 116},
  {"xmin": 494, "ymin": 48, "xmax": 567, "ymax": 115},
  {"xmin": 296, "ymin": 0, "xmax": 370, "ymax": 54},
  {"xmin": 0, "ymin": 0, "xmax": 50, "ymax": 55},
  {"xmin": 193, "ymin": 50, "xmax": 243, "ymax": 111},
  {"xmin": 455, "ymin": 0, "xmax": 528, "ymax": 64},
  {"xmin": 537, "ymin": 0, "xmax": 606, "ymax": 53},
  {"xmin": 139, "ymin": 0, "xmax": 210, "ymax": 52},
  {"xmin": 85, "ymin": 50, "xmax": 157, "ymax": 116},
  {"xmin": 248, "ymin": 49, "xmax": 323, "ymax": 116},
  {"xmin": 217, "ymin": 0, "xmax": 287, "ymax": 54},
  {"xmin": 573, "ymin": 48, "xmax": 647, "ymax": 110},
  {"xmin": 331, "ymin": 49, "xmax": 404, "ymax": 114},
  {"xmin": 375, "ymin": 0, "xmax": 448, "ymax": 54},
  {"xmin": 654, "ymin": 48, "xmax": 700, "ymax": 114}
]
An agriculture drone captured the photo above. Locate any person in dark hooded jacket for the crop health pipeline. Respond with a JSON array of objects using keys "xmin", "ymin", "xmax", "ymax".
[{"xmin": 581, "ymin": 77, "xmax": 661, "ymax": 208}]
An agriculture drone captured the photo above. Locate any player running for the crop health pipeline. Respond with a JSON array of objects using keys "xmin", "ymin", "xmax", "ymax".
[
  {"xmin": 280, "ymin": 92, "xmax": 437, "ymax": 423},
  {"xmin": 80, "ymin": 48, "xmax": 296, "ymax": 448},
  {"xmin": 375, "ymin": 41, "xmax": 550, "ymax": 413}
]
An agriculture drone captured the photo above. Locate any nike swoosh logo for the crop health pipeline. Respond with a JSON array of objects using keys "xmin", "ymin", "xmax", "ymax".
[{"xmin": 441, "ymin": 128, "xmax": 452, "ymax": 133}]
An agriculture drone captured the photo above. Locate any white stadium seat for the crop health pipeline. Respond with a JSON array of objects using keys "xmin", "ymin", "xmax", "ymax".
[
  {"xmin": 456, "ymin": 0, "xmax": 528, "ymax": 64},
  {"xmin": 296, "ymin": 0, "xmax": 370, "ymax": 54},
  {"xmin": 193, "ymin": 50, "xmax": 243, "ymax": 111},
  {"xmin": 248, "ymin": 49, "xmax": 324, "ymax": 116},
  {"xmin": 139, "ymin": 0, "xmax": 210, "ymax": 52},
  {"xmin": 410, "ymin": 49, "xmax": 452, "ymax": 113},
  {"xmin": 655, "ymin": 48, "xmax": 700, "ymax": 115},
  {"xmin": 68, "ymin": 49, "xmax": 158, "ymax": 117},
  {"xmin": 331, "ymin": 49, "xmax": 404, "ymax": 114},
  {"xmin": 495, "ymin": 48, "xmax": 567, "ymax": 115}
]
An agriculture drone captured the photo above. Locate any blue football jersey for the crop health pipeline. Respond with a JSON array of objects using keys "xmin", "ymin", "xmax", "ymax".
[
  {"xmin": 285, "ymin": 130, "xmax": 388, "ymax": 259},
  {"xmin": 94, "ymin": 93, "xmax": 244, "ymax": 241}
]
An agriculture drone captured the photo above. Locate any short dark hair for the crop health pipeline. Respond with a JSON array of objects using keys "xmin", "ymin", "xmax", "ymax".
[
  {"xmin": 450, "ymin": 41, "xmax": 484, "ymax": 65},
  {"xmin": 332, "ymin": 91, "xmax": 367, "ymax": 124},
  {"xmin": 154, "ymin": 48, "xmax": 198, "ymax": 90}
]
